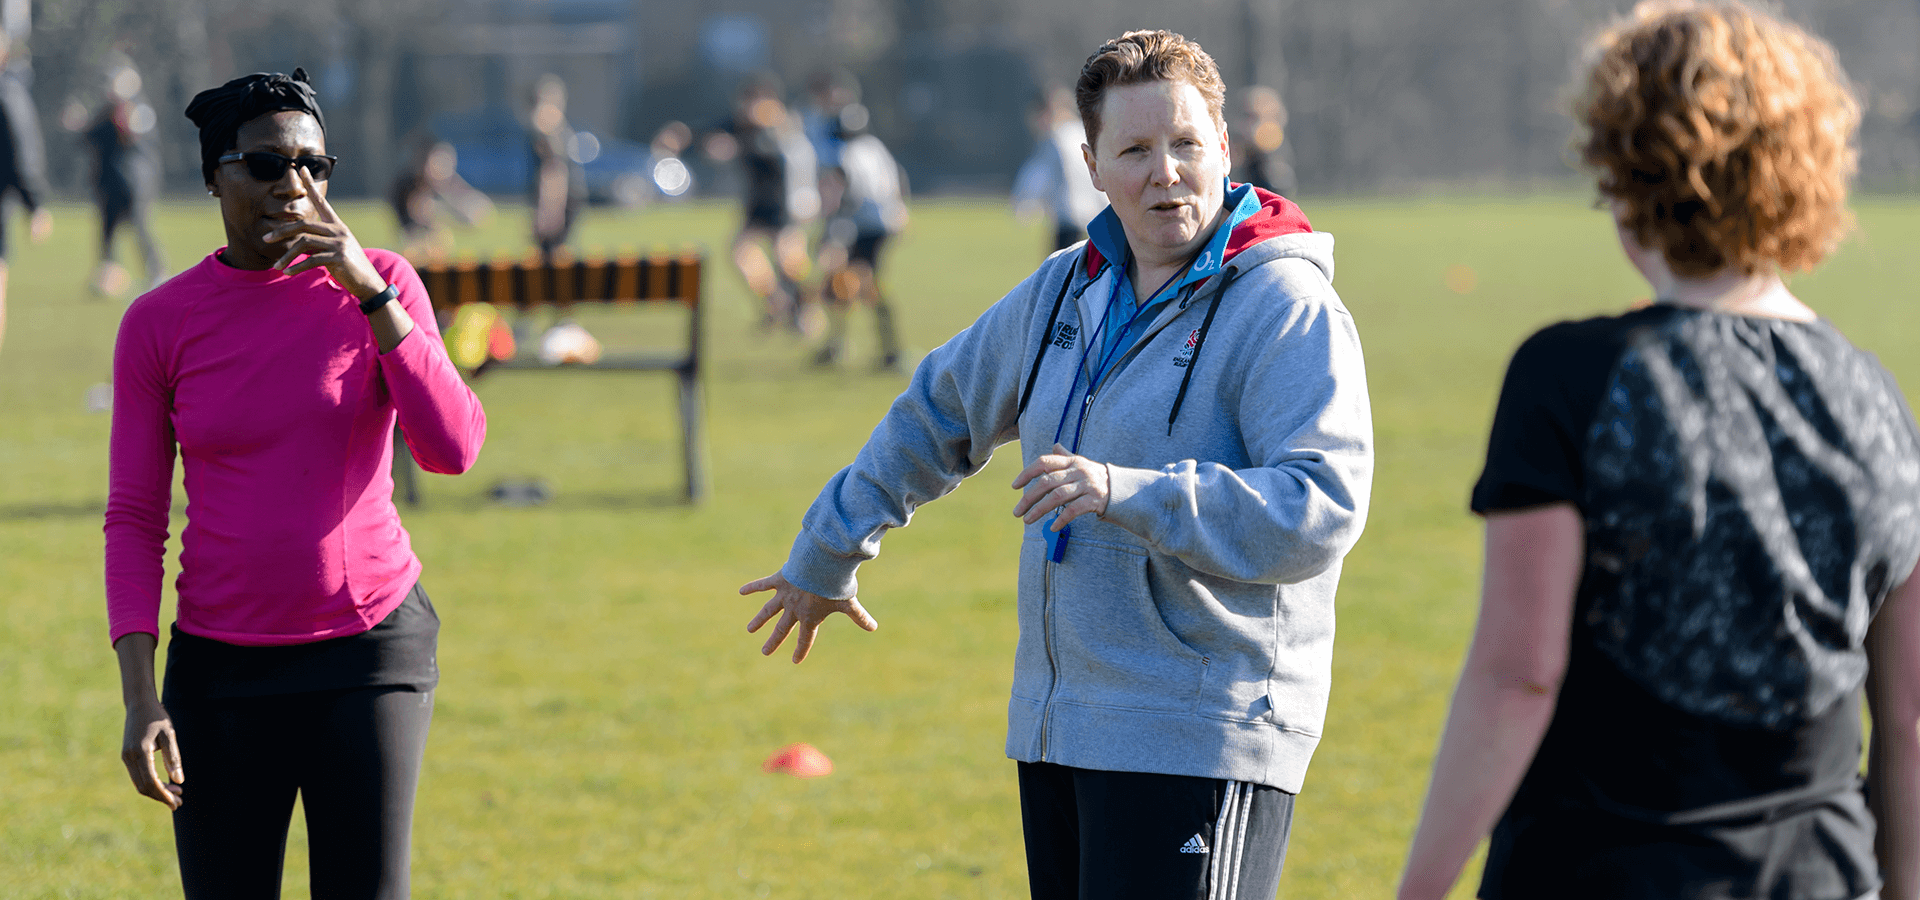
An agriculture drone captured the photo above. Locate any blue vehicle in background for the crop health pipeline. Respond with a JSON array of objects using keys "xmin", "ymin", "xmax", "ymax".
[{"xmin": 432, "ymin": 106, "xmax": 689, "ymax": 206}]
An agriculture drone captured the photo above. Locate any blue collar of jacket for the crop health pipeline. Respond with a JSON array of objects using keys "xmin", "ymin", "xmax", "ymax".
[{"xmin": 1084, "ymin": 179, "xmax": 1261, "ymax": 296}]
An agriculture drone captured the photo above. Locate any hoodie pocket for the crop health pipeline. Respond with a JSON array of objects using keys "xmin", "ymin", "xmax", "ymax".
[{"xmin": 1049, "ymin": 535, "xmax": 1208, "ymax": 712}]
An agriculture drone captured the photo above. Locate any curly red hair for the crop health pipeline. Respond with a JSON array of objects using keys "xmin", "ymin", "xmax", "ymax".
[{"xmin": 1575, "ymin": 1, "xmax": 1860, "ymax": 276}]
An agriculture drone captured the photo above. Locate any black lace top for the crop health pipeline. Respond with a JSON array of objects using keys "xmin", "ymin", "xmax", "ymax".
[{"xmin": 1471, "ymin": 304, "xmax": 1920, "ymax": 899}]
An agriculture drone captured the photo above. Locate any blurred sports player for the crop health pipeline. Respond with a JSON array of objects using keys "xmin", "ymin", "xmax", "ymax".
[
  {"xmin": 702, "ymin": 74, "xmax": 819, "ymax": 334},
  {"xmin": 1011, "ymin": 86, "xmax": 1104, "ymax": 254},
  {"xmin": 811, "ymin": 103, "xmax": 906, "ymax": 372}
]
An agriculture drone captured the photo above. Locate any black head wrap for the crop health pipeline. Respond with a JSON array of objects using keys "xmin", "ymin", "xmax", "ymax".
[{"xmin": 184, "ymin": 67, "xmax": 326, "ymax": 185}]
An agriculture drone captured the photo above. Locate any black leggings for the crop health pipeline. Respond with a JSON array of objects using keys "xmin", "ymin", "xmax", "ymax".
[{"xmin": 166, "ymin": 686, "xmax": 434, "ymax": 900}]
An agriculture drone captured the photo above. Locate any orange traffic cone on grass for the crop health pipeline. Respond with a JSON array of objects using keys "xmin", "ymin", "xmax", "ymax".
[{"xmin": 762, "ymin": 742, "xmax": 833, "ymax": 778}]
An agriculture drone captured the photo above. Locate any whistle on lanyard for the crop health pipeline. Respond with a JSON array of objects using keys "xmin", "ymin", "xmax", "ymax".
[{"xmin": 1043, "ymin": 511, "xmax": 1071, "ymax": 562}]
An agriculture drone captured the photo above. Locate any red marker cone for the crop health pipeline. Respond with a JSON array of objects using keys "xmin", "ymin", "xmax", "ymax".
[{"xmin": 762, "ymin": 742, "xmax": 834, "ymax": 778}]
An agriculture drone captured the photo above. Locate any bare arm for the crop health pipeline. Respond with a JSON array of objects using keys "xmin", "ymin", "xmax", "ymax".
[
  {"xmin": 1867, "ymin": 558, "xmax": 1920, "ymax": 900},
  {"xmin": 113, "ymin": 632, "xmax": 183, "ymax": 809},
  {"xmin": 1397, "ymin": 503, "xmax": 1583, "ymax": 900}
]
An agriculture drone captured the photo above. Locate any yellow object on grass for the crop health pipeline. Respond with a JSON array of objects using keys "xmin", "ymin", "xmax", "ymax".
[{"xmin": 444, "ymin": 303, "xmax": 514, "ymax": 370}]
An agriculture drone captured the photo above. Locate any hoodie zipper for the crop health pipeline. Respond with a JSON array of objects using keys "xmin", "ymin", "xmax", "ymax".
[
  {"xmin": 1039, "ymin": 560, "xmax": 1058, "ymax": 760},
  {"xmin": 1034, "ymin": 279, "xmax": 1206, "ymax": 762}
]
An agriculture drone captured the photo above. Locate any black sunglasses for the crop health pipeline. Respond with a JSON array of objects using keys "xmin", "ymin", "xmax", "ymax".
[{"xmin": 218, "ymin": 151, "xmax": 337, "ymax": 183}]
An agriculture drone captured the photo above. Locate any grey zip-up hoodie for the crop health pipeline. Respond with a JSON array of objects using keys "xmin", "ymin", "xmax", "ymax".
[{"xmin": 782, "ymin": 188, "xmax": 1371, "ymax": 793}]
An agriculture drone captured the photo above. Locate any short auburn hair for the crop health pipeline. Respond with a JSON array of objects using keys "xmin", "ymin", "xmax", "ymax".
[
  {"xmin": 1076, "ymin": 30, "xmax": 1225, "ymax": 151},
  {"xmin": 1575, "ymin": 1, "xmax": 1859, "ymax": 277}
]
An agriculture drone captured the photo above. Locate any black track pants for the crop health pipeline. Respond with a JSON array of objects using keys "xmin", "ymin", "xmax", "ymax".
[
  {"xmin": 1018, "ymin": 761, "xmax": 1295, "ymax": 900},
  {"xmin": 166, "ymin": 686, "xmax": 434, "ymax": 900}
]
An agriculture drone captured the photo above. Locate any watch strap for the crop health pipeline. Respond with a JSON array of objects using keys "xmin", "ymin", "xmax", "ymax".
[{"xmin": 358, "ymin": 283, "xmax": 400, "ymax": 315}]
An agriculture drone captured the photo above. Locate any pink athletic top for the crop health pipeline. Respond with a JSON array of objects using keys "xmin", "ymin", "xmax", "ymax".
[{"xmin": 105, "ymin": 248, "xmax": 486, "ymax": 647}]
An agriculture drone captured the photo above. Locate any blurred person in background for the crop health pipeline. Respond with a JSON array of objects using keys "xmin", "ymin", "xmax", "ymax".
[
  {"xmin": 1397, "ymin": 4, "xmax": 1920, "ymax": 899},
  {"xmin": 389, "ymin": 133, "xmax": 493, "ymax": 260},
  {"xmin": 107, "ymin": 68, "xmax": 485, "ymax": 898},
  {"xmin": 800, "ymin": 67, "xmax": 858, "ymax": 172},
  {"xmin": 810, "ymin": 102, "xmax": 907, "ymax": 373},
  {"xmin": 525, "ymin": 73, "xmax": 597, "ymax": 362},
  {"xmin": 1230, "ymin": 85, "xmax": 1295, "ymax": 198},
  {"xmin": 82, "ymin": 59, "xmax": 164, "ymax": 296},
  {"xmin": 700, "ymin": 73, "xmax": 819, "ymax": 334},
  {"xmin": 742, "ymin": 29, "xmax": 1370, "ymax": 900},
  {"xmin": 527, "ymin": 73, "xmax": 584, "ymax": 263},
  {"xmin": 0, "ymin": 37, "xmax": 51, "ymax": 355},
  {"xmin": 1012, "ymin": 85, "xmax": 1106, "ymax": 255}
]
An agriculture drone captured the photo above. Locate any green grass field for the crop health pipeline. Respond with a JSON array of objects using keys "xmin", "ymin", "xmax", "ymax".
[{"xmin": 3, "ymin": 192, "xmax": 1917, "ymax": 898}]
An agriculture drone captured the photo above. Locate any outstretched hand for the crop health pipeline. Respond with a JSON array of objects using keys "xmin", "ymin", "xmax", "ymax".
[
  {"xmin": 266, "ymin": 165, "xmax": 386, "ymax": 299},
  {"xmin": 1012, "ymin": 443, "xmax": 1111, "ymax": 529},
  {"xmin": 741, "ymin": 572, "xmax": 878, "ymax": 664}
]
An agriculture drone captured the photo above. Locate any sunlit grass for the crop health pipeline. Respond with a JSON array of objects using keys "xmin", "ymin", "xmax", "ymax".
[{"xmin": 3, "ymin": 192, "xmax": 1916, "ymax": 898}]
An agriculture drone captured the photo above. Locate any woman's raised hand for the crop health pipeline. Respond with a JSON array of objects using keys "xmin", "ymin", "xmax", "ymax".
[{"xmin": 266, "ymin": 165, "xmax": 386, "ymax": 300}]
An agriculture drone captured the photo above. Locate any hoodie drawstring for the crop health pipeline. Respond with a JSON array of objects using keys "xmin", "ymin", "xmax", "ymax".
[
  {"xmin": 1018, "ymin": 249, "xmax": 1083, "ymax": 418},
  {"xmin": 1167, "ymin": 267, "xmax": 1241, "ymax": 435},
  {"xmin": 1019, "ymin": 250, "xmax": 1243, "ymax": 437}
]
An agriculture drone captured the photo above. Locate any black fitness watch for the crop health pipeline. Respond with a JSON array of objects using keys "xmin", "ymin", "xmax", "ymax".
[{"xmin": 358, "ymin": 283, "xmax": 399, "ymax": 315}]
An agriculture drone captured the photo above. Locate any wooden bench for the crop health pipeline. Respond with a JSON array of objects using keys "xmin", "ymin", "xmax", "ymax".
[{"xmin": 395, "ymin": 251, "xmax": 707, "ymax": 504}]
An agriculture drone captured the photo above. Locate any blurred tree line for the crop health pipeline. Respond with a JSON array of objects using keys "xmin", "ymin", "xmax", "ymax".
[{"xmin": 21, "ymin": 0, "xmax": 1920, "ymax": 198}]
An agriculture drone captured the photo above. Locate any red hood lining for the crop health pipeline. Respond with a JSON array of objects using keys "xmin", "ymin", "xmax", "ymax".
[{"xmin": 1084, "ymin": 186, "xmax": 1311, "ymax": 279}]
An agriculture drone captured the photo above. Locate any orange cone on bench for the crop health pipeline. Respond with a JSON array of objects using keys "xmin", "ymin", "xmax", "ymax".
[{"xmin": 488, "ymin": 317, "xmax": 516, "ymax": 362}]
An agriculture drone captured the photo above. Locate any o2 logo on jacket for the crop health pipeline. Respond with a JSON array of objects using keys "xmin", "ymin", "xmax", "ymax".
[
  {"xmin": 1173, "ymin": 328, "xmax": 1200, "ymax": 368},
  {"xmin": 1052, "ymin": 322, "xmax": 1079, "ymax": 350}
]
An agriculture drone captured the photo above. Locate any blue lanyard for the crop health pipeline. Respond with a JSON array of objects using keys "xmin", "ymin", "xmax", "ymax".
[
  {"xmin": 1049, "ymin": 262, "xmax": 1187, "ymax": 452},
  {"xmin": 1041, "ymin": 260, "xmax": 1187, "ymax": 562}
]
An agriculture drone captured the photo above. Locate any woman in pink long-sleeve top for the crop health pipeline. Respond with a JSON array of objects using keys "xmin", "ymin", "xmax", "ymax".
[{"xmin": 104, "ymin": 69, "xmax": 485, "ymax": 898}]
